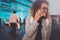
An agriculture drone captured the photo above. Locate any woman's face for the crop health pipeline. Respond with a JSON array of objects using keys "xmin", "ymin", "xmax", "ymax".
[{"xmin": 40, "ymin": 3, "xmax": 48, "ymax": 16}]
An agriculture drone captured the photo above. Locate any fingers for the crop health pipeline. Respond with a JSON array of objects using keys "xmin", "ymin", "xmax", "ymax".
[
  {"xmin": 36, "ymin": 10, "xmax": 43, "ymax": 17},
  {"xmin": 34, "ymin": 10, "xmax": 41, "ymax": 22}
]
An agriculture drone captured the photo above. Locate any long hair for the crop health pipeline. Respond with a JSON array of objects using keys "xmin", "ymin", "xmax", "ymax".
[{"xmin": 30, "ymin": 0, "xmax": 49, "ymax": 18}]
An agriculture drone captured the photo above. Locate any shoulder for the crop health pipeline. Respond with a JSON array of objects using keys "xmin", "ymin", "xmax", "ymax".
[
  {"xmin": 26, "ymin": 15, "xmax": 32, "ymax": 21},
  {"xmin": 26, "ymin": 15, "xmax": 35, "ymax": 24}
]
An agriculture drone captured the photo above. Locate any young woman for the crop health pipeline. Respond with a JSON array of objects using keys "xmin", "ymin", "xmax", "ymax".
[{"xmin": 22, "ymin": 0, "xmax": 52, "ymax": 40}]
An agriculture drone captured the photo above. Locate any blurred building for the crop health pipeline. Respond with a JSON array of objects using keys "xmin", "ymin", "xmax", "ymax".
[{"xmin": 0, "ymin": 0, "xmax": 36, "ymax": 23}]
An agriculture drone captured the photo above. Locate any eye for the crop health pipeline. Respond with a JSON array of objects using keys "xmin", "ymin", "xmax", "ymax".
[{"xmin": 43, "ymin": 7, "xmax": 47, "ymax": 10}]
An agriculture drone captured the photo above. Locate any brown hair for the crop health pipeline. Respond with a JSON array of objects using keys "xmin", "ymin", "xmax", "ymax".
[{"xmin": 30, "ymin": 0, "xmax": 49, "ymax": 18}]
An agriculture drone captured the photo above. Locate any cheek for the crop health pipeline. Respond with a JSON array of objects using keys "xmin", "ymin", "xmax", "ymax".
[{"xmin": 41, "ymin": 9, "xmax": 44, "ymax": 12}]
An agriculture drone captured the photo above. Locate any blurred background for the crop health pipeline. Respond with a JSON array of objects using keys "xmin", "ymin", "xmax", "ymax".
[
  {"xmin": 0, "ymin": 0, "xmax": 35, "ymax": 40},
  {"xmin": 0, "ymin": 0, "xmax": 35, "ymax": 23},
  {"xmin": 0, "ymin": 0, "xmax": 60, "ymax": 40}
]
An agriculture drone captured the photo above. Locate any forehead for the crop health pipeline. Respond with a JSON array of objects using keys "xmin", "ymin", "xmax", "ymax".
[{"xmin": 41, "ymin": 3, "xmax": 48, "ymax": 7}]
